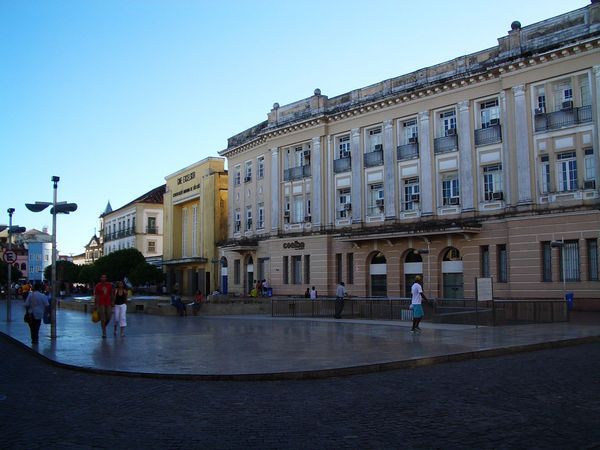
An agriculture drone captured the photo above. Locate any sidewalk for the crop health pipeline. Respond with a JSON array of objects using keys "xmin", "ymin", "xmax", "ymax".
[{"xmin": 1, "ymin": 299, "xmax": 598, "ymax": 380}]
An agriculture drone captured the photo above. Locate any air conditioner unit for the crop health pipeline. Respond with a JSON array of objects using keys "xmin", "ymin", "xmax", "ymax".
[
  {"xmin": 411, "ymin": 194, "xmax": 420, "ymax": 202},
  {"xmin": 375, "ymin": 198, "xmax": 384, "ymax": 206},
  {"xmin": 408, "ymin": 136, "xmax": 418, "ymax": 144},
  {"xmin": 374, "ymin": 144, "xmax": 383, "ymax": 151},
  {"xmin": 534, "ymin": 107, "xmax": 545, "ymax": 115},
  {"xmin": 304, "ymin": 215, "xmax": 311, "ymax": 222},
  {"xmin": 446, "ymin": 128, "xmax": 456, "ymax": 136},
  {"xmin": 344, "ymin": 203, "xmax": 352, "ymax": 210},
  {"xmin": 341, "ymin": 150, "xmax": 350, "ymax": 159},
  {"xmin": 491, "ymin": 191, "xmax": 504, "ymax": 200},
  {"xmin": 584, "ymin": 180, "xmax": 596, "ymax": 189},
  {"xmin": 449, "ymin": 197, "xmax": 460, "ymax": 205},
  {"xmin": 561, "ymin": 100, "xmax": 573, "ymax": 110},
  {"xmin": 490, "ymin": 118, "xmax": 500, "ymax": 126}
]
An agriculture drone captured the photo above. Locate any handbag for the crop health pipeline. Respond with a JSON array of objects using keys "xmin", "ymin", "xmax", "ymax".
[
  {"xmin": 23, "ymin": 308, "xmax": 33, "ymax": 323},
  {"xmin": 43, "ymin": 306, "xmax": 51, "ymax": 324},
  {"xmin": 91, "ymin": 309, "xmax": 100, "ymax": 323}
]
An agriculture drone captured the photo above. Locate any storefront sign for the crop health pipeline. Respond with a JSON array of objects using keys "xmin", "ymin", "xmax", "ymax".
[
  {"xmin": 177, "ymin": 171, "xmax": 196, "ymax": 185},
  {"xmin": 283, "ymin": 240, "xmax": 305, "ymax": 250}
]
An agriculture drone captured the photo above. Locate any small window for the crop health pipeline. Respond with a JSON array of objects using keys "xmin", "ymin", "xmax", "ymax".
[{"xmin": 497, "ymin": 244, "xmax": 507, "ymax": 283}]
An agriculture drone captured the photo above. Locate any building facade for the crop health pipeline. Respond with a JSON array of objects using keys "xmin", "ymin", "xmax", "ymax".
[
  {"xmin": 101, "ymin": 185, "xmax": 166, "ymax": 264},
  {"xmin": 163, "ymin": 157, "xmax": 228, "ymax": 296},
  {"xmin": 219, "ymin": 4, "xmax": 600, "ymax": 309}
]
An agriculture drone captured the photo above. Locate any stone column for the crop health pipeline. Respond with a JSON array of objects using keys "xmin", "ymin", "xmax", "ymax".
[
  {"xmin": 351, "ymin": 128, "xmax": 362, "ymax": 223},
  {"xmin": 383, "ymin": 120, "xmax": 396, "ymax": 219},
  {"xmin": 499, "ymin": 91, "xmax": 512, "ymax": 204},
  {"xmin": 418, "ymin": 111, "xmax": 433, "ymax": 215},
  {"xmin": 326, "ymin": 135, "xmax": 333, "ymax": 226},
  {"xmin": 458, "ymin": 100, "xmax": 474, "ymax": 211},
  {"xmin": 270, "ymin": 148, "xmax": 280, "ymax": 232},
  {"xmin": 512, "ymin": 84, "xmax": 532, "ymax": 204},
  {"xmin": 593, "ymin": 66, "xmax": 600, "ymax": 184},
  {"xmin": 311, "ymin": 136, "xmax": 322, "ymax": 227}
]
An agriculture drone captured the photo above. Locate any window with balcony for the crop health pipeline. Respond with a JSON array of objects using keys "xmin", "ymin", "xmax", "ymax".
[
  {"xmin": 435, "ymin": 109, "xmax": 458, "ymax": 153},
  {"xmin": 257, "ymin": 156, "xmax": 265, "ymax": 179},
  {"xmin": 284, "ymin": 144, "xmax": 311, "ymax": 181},
  {"xmin": 539, "ymin": 155, "xmax": 551, "ymax": 194},
  {"xmin": 245, "ymin": 207, "xmax": 252, "ymax": 231},
  {"xmin": 475, "ymin": 99, "xmax": 502, "ymax": 146},
  {"xmin": 403, "ymin": 177, "xmax": 420, "ymax": 211},
  {"xmin": 482, "ymin": 164, "xmax": 503, "ymax": 201},
  {"xmin": 334, "ymin": 135, "xmax": 352, "ymax": 173},
  {"xmin": 234, "ymin": 210, "xmax": 241, "ymax": 233},
  {"xmin": 367, "ymin": 127, "xmax": 382, "ymax": 152},
  {"xmin": 244, "ymin": 161, "xmax": 252, "ymax": 182},
  {"xmin": 257, "ymin": 203, "xmax": 265, "ymax": 229},
  {"xmin": 397, "ymin": 118, "xmax": 419, "ymax": 160},
  {"xmin": 337, "ymin": 188, "xmax": 351, "ymax": 219},
  {"xmin": 557, "ymin": 152, "xmax": 577, "ymax": 192},
  {"xmin": 368, "ymin": 183, "xmax": 384, "ymax": 215},
  {"xmin": 584, "ymin": 148, "xmax": 596, "ymax": 189},
  {"xmin": 442, "ymin": 172, "xmax": 460, "ymax": 206},
  {"xmin": 147, "ymin": 216, "xmax": 157, "ymax": 234},
  {"xmin": 535, "ymin": 86, "xmax": 546, "ymax": 114}
]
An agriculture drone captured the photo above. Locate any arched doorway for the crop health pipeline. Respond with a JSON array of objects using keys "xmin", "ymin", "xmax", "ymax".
[
  {"xmin": 442, "ymin": 247, "xmax": 463, "ymax": 299},
  {"xmin": 404, "ymin": 249, "xmax": 423, "ymax": 297},
  {"xmin": 220, "ymin": 257, "xmax": 228, "ymax": 295},
  {"xmin": 246, "ymin": 256, "xmax": 254, "ymax": 295},
  {"xmin": 370, "ymin": 252, "xmax": 387, "ymax": 297}
]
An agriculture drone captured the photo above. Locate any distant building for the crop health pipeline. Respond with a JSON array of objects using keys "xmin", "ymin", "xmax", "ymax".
[
  {"xmin": 101, "ymin": 185, "xmax": 166, "ymax": 264},
  {"xmin": 83, "ymin": 234, "xmax": 102, "ymax": 264}
]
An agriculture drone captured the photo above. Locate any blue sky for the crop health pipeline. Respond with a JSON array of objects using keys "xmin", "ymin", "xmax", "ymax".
[{"xmin": 0, "ymin": 0, "xmax": 587, "ymax": 256}]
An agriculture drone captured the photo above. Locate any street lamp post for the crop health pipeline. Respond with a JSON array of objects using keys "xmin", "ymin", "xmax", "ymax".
[
  {"xmin": 4, "ymin": 208, "xmax": 25, "ymax": 322},
  {"xmin": 26, "ymin": 176, "xmax": 77, "ymax": 339}
]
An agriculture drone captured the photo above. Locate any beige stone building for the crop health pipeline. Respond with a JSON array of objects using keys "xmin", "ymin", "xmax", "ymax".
[
  {"xmin": 101, "ymin": 185, "xmax": 166, "ymax": 265},
  {"xmin": 163, "ymin": 157, "xmax": 228, "ymax": 296},
  {"xmin": 219, "ymin": 4, "xmax": 600, "ymax": 309}
]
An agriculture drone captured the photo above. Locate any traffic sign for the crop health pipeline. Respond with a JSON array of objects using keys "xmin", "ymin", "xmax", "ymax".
[{"xmin": 3, "ymin": 251, "xmax": 17, "ymax": 264}]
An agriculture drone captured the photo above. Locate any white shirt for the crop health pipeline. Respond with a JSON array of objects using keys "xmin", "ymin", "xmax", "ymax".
[
  {"xmin": 336, "ymin": 284, "xmax": 346, "ymax": 298},
  {"xmin": 310, "ymin": 289, "xmax": 317, "ymax": 300},
  {"xmin": 411, "ymin": 282, "xmax": 423, "ymax": 305}
]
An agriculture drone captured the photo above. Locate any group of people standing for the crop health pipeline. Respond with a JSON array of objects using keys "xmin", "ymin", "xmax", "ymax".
[{"xmin": 93, "ymin": 274, "xmax": 128, "ymax": 338}]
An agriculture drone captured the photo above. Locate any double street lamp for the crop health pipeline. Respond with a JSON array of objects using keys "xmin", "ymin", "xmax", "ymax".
[
  {"xmin": 26, "ymin": 176, "xmax": 77, "ymax": 339},
  {"xmin": 2, "ymin": 208, "xmax": 26, "ymax": 322}
]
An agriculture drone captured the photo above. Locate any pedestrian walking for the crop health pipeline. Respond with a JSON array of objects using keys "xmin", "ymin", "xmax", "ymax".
[
  {"xmin": 192, "ymin": 290, "xmax": 204, "ymax": 315},
  {"xmin": 334, "ymin": 281, "xmax": 347, "ymax": 319},
  {"xmin": 113, "ymin": 280, "xmax": 128, "ymax": 337},
  {"xmin": 94, "ymin": 274, "xmax": 113, "ymax": 338},
  {"xmin": 24, "ymin": 282, "xmax": 49, "ymax": 344},
  {"xmin": 410, "ymin": 275, "xmax": 428, "ymax": 333}
]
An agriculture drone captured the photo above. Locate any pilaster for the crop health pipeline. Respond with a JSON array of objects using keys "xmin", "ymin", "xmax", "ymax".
[
  {"xmin": 351, "ymin": 128, "xmax": 362, "ymax": 223},
  {"xmin": 512, "ymin": 84, "xmax": 532, "ymax": 204},
  {"xmin": 383, "ymin": 120, "xmax": 396, "ymax": 219},
  {"xmin": 418, "ymin": 111, "xmax": 433, "ymax": 215},
  {"xmin": 499, "ymin": 90, "xmax": 512, "ymax": 204},
  {"xmin": 458, "ymin": 100, "xmax": 474, "ymax": 210},
  {"xmin": 311, "ymin": 136, "xmax": 322, "ymax": 226},
  {"xmin": 270, "ymin": 148, "xmax": 280, "ymax": 232}
]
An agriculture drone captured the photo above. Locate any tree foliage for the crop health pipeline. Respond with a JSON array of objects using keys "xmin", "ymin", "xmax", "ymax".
[
  {"xmin": 128, "ymin": 262, "xmax": 164, "ymax": 286},
  {"xmin": 78, "ymin": 264, "xmax": 99, "ymax": 284},
  {"xmin": 0, "ymin": 261, "xmax": 22, "ymax": 285},
  {"xmin": 44, "ymin": 260, "xmax": 80, "ymax": 283},
  {"xmin": 93, "ymin": 248, "xmax": 146, "ymax": 282}
]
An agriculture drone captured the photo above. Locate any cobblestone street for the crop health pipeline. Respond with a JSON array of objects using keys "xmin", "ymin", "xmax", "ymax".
[{"xmin": 1, "ymin": 337, "xmax": 599, "ymax": 449}]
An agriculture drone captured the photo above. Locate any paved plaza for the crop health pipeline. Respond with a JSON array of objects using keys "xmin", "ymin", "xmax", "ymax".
[{"xmin": 0, "ymin": 299, "xmax": 599, "ymax": 379}]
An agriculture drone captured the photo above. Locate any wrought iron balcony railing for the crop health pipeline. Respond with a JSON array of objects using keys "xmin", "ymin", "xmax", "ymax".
[
  {"xmin": 534, "ymin": 105, "xmax": 592, "ymax": 132},
  {"xmin": 434, "ymin": 134, "xmax": 458, "ymax": 154},
  {"xmin": 333, "ymin": 156, "xmax": 352, "ymax": 173},
  {"xmin": 364, "ymin": 150, "xmax": 384, "ymax": 167},
  {"xmin": 397, "ymin": 142, "xmax": 419, "ymax": 161},
  {"xmin": 474, "ymin": 124, "xmax": 502, "ymax": 146}
]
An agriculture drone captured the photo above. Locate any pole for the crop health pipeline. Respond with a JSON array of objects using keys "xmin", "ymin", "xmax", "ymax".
[
  {"xmin": 6, "ymin": 208, "xmax": 14, "ymax": 322},
  {"xmin": 51, "ymin": 178, "xmax": 58, "ymax": 339}
]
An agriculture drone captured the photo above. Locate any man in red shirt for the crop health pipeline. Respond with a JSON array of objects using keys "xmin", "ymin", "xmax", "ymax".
[{"xmin": 94, "ymin": 274, "xmax": 113, "ymax": 338}]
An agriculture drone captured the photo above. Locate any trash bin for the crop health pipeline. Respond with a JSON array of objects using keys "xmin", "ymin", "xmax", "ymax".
[
  {"xmin": 565, "ymin": 292, "xmax": 574, "ymax": 311},
  {"xmin": 266, "ymin": 287, "xmax": 273, "ymax": 297}
]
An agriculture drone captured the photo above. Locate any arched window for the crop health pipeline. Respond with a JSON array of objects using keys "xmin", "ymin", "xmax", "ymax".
[{"xmin": 370, "ymin": 252, "xmax": 387, "ymax": 297}]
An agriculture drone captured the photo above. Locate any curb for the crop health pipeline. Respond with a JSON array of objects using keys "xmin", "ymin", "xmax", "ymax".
[{"xmin": 2, "ymin": 331, "xmax": 599, "ymax": 381}]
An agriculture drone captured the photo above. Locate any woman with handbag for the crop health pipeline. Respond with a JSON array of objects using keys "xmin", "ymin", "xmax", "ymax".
[
  {"xmin": 24, "ymin": 282, "xmax": 49, "ymax": 344},
  {"xmin": 112, "ymin": 280, "xmax": 128, "ymax": 337}
]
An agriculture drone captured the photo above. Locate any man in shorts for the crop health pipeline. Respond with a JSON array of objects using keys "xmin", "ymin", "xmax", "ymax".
[
  {"xmin": 94, "ymin": 274, "xmax": 113, "ymax": 338},
  {"xmin": 410, "ymin": 275, "xmax": 428, "ymax": 333}
]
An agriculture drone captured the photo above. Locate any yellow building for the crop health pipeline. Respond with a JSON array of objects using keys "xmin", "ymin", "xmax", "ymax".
[{"xmin": 163, "ymin": 157, "xmax": 228, "ymax": 296}]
